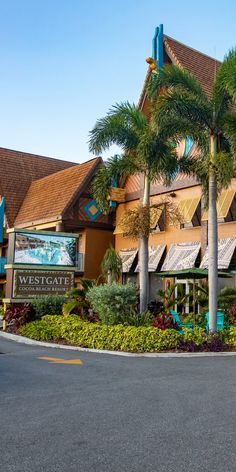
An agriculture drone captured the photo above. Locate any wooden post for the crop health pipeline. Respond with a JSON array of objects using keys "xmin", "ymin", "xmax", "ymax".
[{"xmin": 3, "ymin": 302, "xmax": 6, "ymax": 331}]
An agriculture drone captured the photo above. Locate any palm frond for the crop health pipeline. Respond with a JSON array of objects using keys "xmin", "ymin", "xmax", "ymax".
[
  {"xmin": 147, "ymin": 65, "xmax": 208, "ymax": 102},
  {"xmin": 156, "ymin": 89, "xmax": 212, "ymax": 130},
  {"xmin": 108, "ymin": 102, "xmax": 147, "ymax": 130},
  {"xmin": 63, "ymin": 300, "xmax": 80, "ymax": 317},
  {"xmin": 92, "ymin": 154, "xmax": 138, "ymax": 214},
  {"xmin": 223, "ymin": 113, "xmax": 236, "ymax": 156},
  {"xmin": 157, "ymin": 114, "xmax": 208, "ymax": 148},
  {"xmin": 194, "ymin": 151, "xmax": 234, "ymax": 202},
  {"xmin": 92, "ymin": 161, "xmax": 112, "ymax": 214},
  {"xmin": 214, "ymin": 49, "xmax": 236, "ymax": 104},
  {"xmin": 88, "ymin": 102, "xmax": 147, "ymax": 154},
  {"xmin": 177, "ymin": 154, "xmax": 201, "ymax": 177}
]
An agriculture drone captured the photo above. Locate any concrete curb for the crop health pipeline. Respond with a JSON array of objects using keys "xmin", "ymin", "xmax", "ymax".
[{"xmin": 1, "ymin": 330, "xmax": 236, "ymax": 358}]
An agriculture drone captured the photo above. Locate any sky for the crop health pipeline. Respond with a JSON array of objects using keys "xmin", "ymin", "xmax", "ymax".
[{"xmin": 0, "ymin": 0, "xmax": 236, "ymax": 164}]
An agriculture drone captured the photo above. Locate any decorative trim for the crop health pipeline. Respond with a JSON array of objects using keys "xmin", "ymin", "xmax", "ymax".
[{"xmin": 83, "ymin": 200, "xmax": 102, "ymax": 221}]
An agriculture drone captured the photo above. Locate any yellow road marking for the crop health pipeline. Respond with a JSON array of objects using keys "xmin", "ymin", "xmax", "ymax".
[
  {"xmin": 38, "ymin": 357, "xmax": 62, "ymax": 361},
  {"xmin": 38, "ymin": 356, "xmax": 83, "ymax": 365}
]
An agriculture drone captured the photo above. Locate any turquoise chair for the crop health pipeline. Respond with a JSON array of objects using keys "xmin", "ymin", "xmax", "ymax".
[
  {"xmin": 170, "ymin": 310, "xmax": 193, "ymax": 330},
  {"xmin": 205, "ymin": 312, "xmax": 224, "ymax": 332}
]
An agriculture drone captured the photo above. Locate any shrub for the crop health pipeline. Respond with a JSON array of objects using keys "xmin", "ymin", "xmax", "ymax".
[
  {"xmin": 181, "ymin": 327, "xmax": 229, "ymax": 352},
  {"xmin": 195, "ymin": 312, "xmax": 207, "ymax": 329},
  {"xmin": 4, "ymin": 303, "xmax": 33, "ymax": 330},
  {"xmin": 0, "ymin": 305, "xmax": 4, "ymax": 318},
  {"xmin": 31, "ymin": 295, "xmax": 67, "ymax": 319},
  {"xmin": 224, "ymin": 326, "xmax": 236, "ymax": 347},
  {"xmin": 20, "ymin": 315, "xmax": 181, "ymax": 352},
  {"xmin": 177, "ymin": 338, "xmax": 200, "ymax": 352},
  {"xmin": 182, "ymin": 326, "xmax": 206, "ymax": 346},
  {"xmin": 204, "ymin": 333, "xmax": 226, "ymax": 352},
  {"xmin": 86, "ymin": 282, "xmax": 137, "ymax": 325},
  {"xmin": 20, "ymin": 319, "xmax": 61, "ymax": 341},
  {"xmin": 229, "ymin": 305, "xmax": 236, "ymax": 325},
  {"xmin": 181, "ymin": 312, "xmax": 194, "ymax": 324},
  {"xmin": 152, "ymin": 313, "xmax": 179, "ymax": 330},
  {"xmin": 63, "ymin": 278, "xmax": 98, "ymax": 321},
  {"xmin": 134, "ymin": 310, "xmax": 153, "ymax": 327}
]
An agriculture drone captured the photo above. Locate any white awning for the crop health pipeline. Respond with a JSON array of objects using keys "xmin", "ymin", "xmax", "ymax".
[
  {"xmin": 135, "ymin": 245, "xmax": 166, "ymax": 273},
  {"xmin": 119, "ymin": 248, "xmax": 138, "ymax": 273},
  {"xmin": 200, "ymin": 238, "xmax": 236, "ymax": 269},
  {"xmin": 161, "ymin": 242, "xmax": 201, "ymax": 271}
]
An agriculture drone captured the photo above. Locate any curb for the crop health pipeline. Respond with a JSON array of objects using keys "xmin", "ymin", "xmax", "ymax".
[{"xmin": 1, "ymin": 331, "xmax": 236, "ymax": 358}]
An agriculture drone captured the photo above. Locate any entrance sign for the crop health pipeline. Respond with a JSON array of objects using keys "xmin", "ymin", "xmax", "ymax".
[
  {"xmin": 4, "ymin": 228, "xmax": 78, "ymax": 303},
  {"xmin": 13, "ymin": 270, "xmax": 74, "ymax": 298}
]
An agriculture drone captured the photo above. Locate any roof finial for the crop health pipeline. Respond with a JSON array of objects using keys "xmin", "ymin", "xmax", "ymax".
[{"xmin": 146, "ymin": 24, "xmax": 164, "ymax": 72}]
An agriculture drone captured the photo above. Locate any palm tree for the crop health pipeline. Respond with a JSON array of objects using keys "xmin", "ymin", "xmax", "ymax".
[
  {"xmin": 101, "ymin": 245, "xmax": 122, "ymax": 285},
  {"xmin": 89, "ymin": 102, "xmax": 192, "ymax": 312},
  {"xmin": 148, "ymin": 49, "xmax": 236, "ymax": 332}
]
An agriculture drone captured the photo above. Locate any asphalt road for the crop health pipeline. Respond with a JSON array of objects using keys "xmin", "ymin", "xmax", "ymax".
[{"xmin": 1, "ymin": 338, "xmax": 236, "ymax": 472}]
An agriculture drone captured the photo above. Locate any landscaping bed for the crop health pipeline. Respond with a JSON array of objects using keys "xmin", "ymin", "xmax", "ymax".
[{"xmin": 20, "ymin": 315, "xmax": 236, "ymax": 353}]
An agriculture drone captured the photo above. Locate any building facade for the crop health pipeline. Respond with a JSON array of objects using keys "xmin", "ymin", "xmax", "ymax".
[
  {"xmin": 114, "ymin": 34, "xmax": 236, "ymax": 304},
  {"xmin": 0, "ymin": 147, "xmax": 114, "ymax": 296}
]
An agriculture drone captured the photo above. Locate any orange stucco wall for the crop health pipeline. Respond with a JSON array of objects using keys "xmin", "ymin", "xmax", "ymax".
[
  {"xmin": 84, "ymin": 228, "xmax": 114, "ymax": 279},
  {"xmin": 115, "ymin": 185, "xmax": 202, "ymax": 252}
]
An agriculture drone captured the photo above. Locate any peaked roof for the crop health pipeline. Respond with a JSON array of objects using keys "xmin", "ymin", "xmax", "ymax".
[
  {"xmin": 15, "ymin": 157, "xmax": 101, "ymax": 227},
  {"xmin": 0, "ymin": 147, "xmax": 76, "ymax": 227},
  {"xmin": 138, "ymin": 35, "xmax": 221, "ymax": 109},
  {"xmin": 134, "ymin": 34, "xmax": 222, "ymax": 199},
  {"xmin": 164, "ymin": 35, "xmax": 221, "ymax": 97}
]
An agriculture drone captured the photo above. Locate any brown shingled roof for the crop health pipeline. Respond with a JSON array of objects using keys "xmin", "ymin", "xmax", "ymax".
[
  {"xmin": 15, "ymin": 157, "xmax": 101, "ymax": 226},
  {"xmin": 0, "ymin": 147, "xmax": 76, "ymax": 227},
  {"xmin": 138, "ymin": 35, "xmax": 221, "ymax": 109},
  {"xmin": 164, "ymin": 35, "xmax": 221, "ymax": 97}
]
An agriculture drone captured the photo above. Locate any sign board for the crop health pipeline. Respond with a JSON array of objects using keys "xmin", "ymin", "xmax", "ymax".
[
  {"xmin": 4, "ymin": 229, "xmax": 79, "ymax": 303},
  {"xmin": 108, "ymin": 188, "xmax": 126, "ymax": 203},
  {"xmin": 13, "ymin": 231, "xmax": 77, "ymax": 267},
  {"xmin": 13, "ymin": 270, "xmax": 74, "ymax": 298}
]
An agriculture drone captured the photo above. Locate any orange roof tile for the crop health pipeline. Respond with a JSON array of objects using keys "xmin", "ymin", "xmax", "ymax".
[
  {"xmin": 0, "ymin": 147, "xmax": 76, "ymax": 227},
  {"xmin": 15, "ymin": 157, "xmax": 101, "ymax": 226}
]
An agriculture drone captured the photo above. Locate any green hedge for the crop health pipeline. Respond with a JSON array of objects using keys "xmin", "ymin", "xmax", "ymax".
[
  {"xmin": 20, "ymin": 315, "xmax": 180, "ymax": 352},
  {"xmin": 19, "ymin": 316, "xmax": 236, "ymax": 352}
]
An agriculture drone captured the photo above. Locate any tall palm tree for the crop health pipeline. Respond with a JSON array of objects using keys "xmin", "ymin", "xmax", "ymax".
[
  {"xmin": 148, "ymin": 49, "xmax": 236, "ymax": 332},
  {"xmin": 89, "ymin": 102, "xmax": 192, "ymax": 312}
]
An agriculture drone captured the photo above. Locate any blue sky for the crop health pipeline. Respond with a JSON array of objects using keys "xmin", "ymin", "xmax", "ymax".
[{"xmin": 0, "ymin": 0, "xmax": 236, "ymax": 163}]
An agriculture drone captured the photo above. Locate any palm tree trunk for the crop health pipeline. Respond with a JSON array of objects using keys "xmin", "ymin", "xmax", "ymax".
[
  {"xmin": 139, "ymin": 173, "xmax": 150, "ymax": 313},
  {"xmin": 208, "ymin": 135, "xmax": 218, "ymax": 333},
  {"xmin": 107, "ymin": 270, "xmax": 112, "ymax": 285}
]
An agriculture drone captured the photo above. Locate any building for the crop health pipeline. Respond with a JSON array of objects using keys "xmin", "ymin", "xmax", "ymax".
[
  {"xmin": 1, "ymin": 30, "xmax": 235, "ymax": 307},
  {"xmin": 0, "ymin": 147, "xmax": 114, "ymax": 295},
  {"xmin": 114, "ymin": 32, "xmax": 236, "ymax": 306}
]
